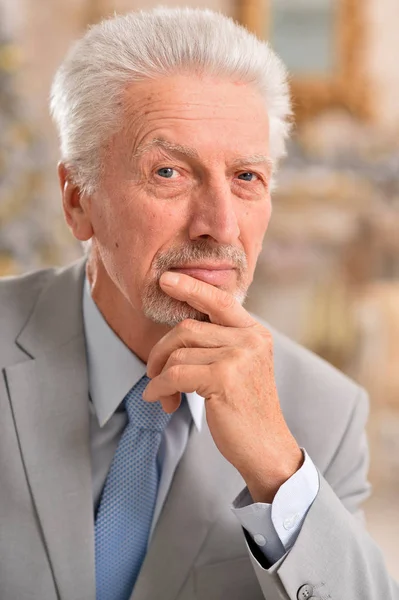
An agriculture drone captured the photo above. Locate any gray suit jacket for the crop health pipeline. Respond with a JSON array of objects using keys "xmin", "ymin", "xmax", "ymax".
[{"xmin": 0, "ymin": 259, "xmax": 397, "ymax": 600}]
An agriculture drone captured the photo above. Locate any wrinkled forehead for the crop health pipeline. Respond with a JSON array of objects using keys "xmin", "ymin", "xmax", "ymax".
[{"xmin": 112, "ymin": 73, "xmax": 271, "ymax": 166}]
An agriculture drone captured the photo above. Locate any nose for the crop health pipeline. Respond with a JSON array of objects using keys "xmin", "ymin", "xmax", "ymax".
[{"xmin": 188, "ymin": 182, "xmax": 240, "ymax": 245}]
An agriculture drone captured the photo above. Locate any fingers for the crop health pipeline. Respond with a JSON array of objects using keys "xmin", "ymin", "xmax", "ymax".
[
  {"xmin": 158, "ymin": 393, "xmax": 181, "ymax": 414},
  {"xmin": 161, "ymin": 346, "xmax": 223, "ymax": 373},
  {"xmin": 147, "ymin": 319, "xmax": 239, "ymax": 378},
  {"xmin": 147, "ymin": 349, "xmax": 222, "ymax": 413},
  {"xmin": 159, "ymin": 271, "xmax": 255, "ymax": 328},
  {"xmin": 146, "ymin": 347, "xmax": 232, "ymax": 413},
  {"xmin": 143, "ymin": 364, "xmax": 210, "ymax": 403}
]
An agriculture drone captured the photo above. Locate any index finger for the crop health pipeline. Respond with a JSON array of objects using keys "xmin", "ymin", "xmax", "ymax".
[{"xmin": 159, "ymin": 271, "xmax": 255, "ymax": 328}]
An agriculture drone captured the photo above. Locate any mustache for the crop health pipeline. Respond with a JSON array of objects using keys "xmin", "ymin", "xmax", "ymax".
[{"xmin": 151, "ymin": 241, "xmax": 248, "ymax": 274}]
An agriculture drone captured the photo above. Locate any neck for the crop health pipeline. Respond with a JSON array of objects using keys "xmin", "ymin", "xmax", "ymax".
[{"xmin": 86, "ymin": 253, "xmax": 170, "ymax": 364}]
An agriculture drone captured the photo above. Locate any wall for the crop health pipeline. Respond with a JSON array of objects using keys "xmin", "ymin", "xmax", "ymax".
[{"xmin": 366, "ymin": 0, "xmax": 399, "ymax": 130}]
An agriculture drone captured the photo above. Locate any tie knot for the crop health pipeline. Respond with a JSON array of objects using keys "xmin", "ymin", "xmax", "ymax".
[{"xmin": 123, "ymin": 375, "xmax": 171, "ymax": 432}]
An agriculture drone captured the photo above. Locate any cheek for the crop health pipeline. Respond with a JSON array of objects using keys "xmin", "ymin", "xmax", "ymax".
[
  {"xmin": 241, "ymin": 200, "xmax": 271, "ymax": 262},
  {"xmin": 132, "ymin": 206, "xmax": 181, "ymax": 246},
  {"xmin": 255, "ymin": 199, "xmax": 272, "ymax": 233},
  {"xmin": 118, "ymin": 202, "xmax": 185, "ymax": 276},
  {"xmin": 96, "ymin": 182, "xmax": 188, "ymax": 272}
]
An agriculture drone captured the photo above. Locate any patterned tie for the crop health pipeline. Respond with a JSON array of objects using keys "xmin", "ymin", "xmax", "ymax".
[{"xmin": 95, "ymin": 375, "xmax": 171, "ymax": 600}]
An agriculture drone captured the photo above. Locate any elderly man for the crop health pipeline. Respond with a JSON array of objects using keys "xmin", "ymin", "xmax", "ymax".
[{"xmin": 0, "ymin": 8, "xmax": 396, "ymax": 600}]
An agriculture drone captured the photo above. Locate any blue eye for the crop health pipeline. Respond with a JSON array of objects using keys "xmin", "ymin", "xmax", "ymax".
[
  {"xmin": 238, "ymin": 172, "xmax": 257, "ymax": 181},
  {"xmin": 156, "ymin": 167, "xmax": 175, "ymax": 178}
]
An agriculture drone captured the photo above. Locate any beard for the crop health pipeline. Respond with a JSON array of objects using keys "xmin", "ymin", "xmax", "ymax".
[{"xmin": 141, "ymin": 240, "xmax": 249, "ymax": 327}]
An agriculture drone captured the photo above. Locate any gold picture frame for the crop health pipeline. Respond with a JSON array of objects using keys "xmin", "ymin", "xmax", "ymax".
[{"xmin": 238, "ymin": 0, "xmax": 370, "ymax": 122}]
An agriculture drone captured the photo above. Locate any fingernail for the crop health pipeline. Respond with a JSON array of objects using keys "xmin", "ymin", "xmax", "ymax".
[{"xmin": 161, "ymin": 271, "xmax": 180, "ymax": 286}]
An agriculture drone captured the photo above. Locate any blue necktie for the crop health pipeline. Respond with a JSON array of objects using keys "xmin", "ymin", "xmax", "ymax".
[{"xmin": 95, "ymin": 375, "xmax": 171, "ymax": 600}]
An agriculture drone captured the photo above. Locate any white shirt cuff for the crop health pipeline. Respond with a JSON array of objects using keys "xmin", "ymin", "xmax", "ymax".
[{"xmin": 231, "ymin": 449, "xmax": 320, "ymax": 564}]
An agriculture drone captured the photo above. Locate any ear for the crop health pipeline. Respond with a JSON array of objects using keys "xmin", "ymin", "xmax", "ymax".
[{"xmin": 58, "ymin": 162, "xmax": 94, "ymax": 241}]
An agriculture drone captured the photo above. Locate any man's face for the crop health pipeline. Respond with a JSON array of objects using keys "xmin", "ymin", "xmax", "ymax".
[{"xmin": 87, "ymin": 74, "xmax": 272, "ymax": 325}]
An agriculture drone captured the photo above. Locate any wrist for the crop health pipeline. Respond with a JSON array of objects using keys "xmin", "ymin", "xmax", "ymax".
[{"xmin": 243, "ymin": 446, "xmax": 304, "ymax": 504}]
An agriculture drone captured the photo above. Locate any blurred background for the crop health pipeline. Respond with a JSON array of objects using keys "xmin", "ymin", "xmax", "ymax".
[{"xmin": 0, "ymin": 0, "xmax": 398, "ymax": 576}]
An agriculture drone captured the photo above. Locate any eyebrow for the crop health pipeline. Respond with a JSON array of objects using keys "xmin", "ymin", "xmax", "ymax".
[
  {"xmin": 133, "ymin": 137, "xmax": 274, "ymax": 174},
  {"xmin": 231, "ymin": 155, "xmax": 274, "ymax": 175},
  {"xmin": 132, "ymin": 138, "xmax": 199, "ymax": 160}
]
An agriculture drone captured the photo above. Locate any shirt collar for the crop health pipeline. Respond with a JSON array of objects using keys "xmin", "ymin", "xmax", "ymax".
[{"xmin": 83, "ymin": 277, "xmax": 204, "ymax": 430}]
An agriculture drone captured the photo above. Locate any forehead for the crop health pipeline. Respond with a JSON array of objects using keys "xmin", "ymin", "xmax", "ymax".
[{"xmin": 119, "ymin": 73, "xmax": 270, "ymax": 160}]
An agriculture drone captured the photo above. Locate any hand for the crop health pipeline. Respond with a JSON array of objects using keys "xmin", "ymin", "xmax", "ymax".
[{"xmin": 144, "ymin": 271, "xmax": 303, "ymax": 502}]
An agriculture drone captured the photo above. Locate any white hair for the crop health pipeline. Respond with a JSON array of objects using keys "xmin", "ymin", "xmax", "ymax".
[{"xmin": 50, "ymin": 7, "xmax": 292, "ymax": 194}]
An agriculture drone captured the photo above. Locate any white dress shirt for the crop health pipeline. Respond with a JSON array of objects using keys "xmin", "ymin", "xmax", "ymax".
[{"xmin": 83, "ymin": 278, "xmax": 319, "ymax": 563}]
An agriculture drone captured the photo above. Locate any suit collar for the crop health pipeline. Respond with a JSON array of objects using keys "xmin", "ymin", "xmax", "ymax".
[
  {"xmin": 5, "ymin": 257, "xmax": 95, "ymax": 600},
  {"xmin": 83, "ymin": 273, "xmax": 205, "ymax": 430},
  {"xmin": 82, "ymin": 275, "xmax": 146, "ymax": 426},
  {"xmin": 16, "ymin": 258, "xmax": 87, "ymax": 359},
  {"xmin": 5, "ymin": 337, "xmax": 95, "ymax": 600}
]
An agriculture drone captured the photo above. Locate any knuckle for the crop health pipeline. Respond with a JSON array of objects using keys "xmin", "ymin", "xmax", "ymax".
[
  {"xmin": 218, "ymin": 291, "xmax": 236, "ymax": 312},
  {"xmin": 190, "ymin": 277, "xmax": 203, "ymax": 296},
  {"xmin": 229, "ymin": 346, "xmax": 243, "ymax": 361},
  {"xmin": 217, "ymin": 359, "xmax": 235, "ymax": 383},
  {"xmin": 255, "ymin": 325, "xmax": 273, "ymax": 346},
  {"xmin": 179, "ymin": 318, "xmax": 200, "ymax": 333},
  {"xmin": 167, "ymin": 364, "xmax": 182, "ymax": 383},
  {"xmin": 263, "ymin": 331, "xmax": 274, "ymax": 353},
  {"xmin": 236, "ymin": 326, "xmax": 259, "ymax": 350},
  {"xmin": 258, "ymin": 330, "xmax": 274, "ymax": 364},
  {"xmin": 171, "ymin": 348, "xmax": 187, "ymax": 365}
]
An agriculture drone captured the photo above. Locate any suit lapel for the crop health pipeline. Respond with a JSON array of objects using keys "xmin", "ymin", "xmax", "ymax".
[
  {"xmin": 4, "ymin": 259, "xmax": 95, "ymax": 600},
  {"xmin": 131, "ymin": 418, "xmax": 244, "ymax": 600},
  {"xmin": 4, "ymin": 257, "xmax": 249, "ymax": 600}
]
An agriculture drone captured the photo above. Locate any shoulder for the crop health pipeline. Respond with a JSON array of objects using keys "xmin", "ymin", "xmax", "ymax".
[
  {"xmin": 255, "ymin": 316, "xmax": 368, "ymax": 472},
  {"xmin": 270, "ymin": 324, "xmax": 361, "ymax": 403},
  {"xmin": 0, "ymin": 266, "xmax": 56, "ymax": 305},
  {"xmin": 0, "ymin": 266, "xmax": 59, "ymax": 360},
  {"xmin": 0, "ymin": 266, "xmax": 57, "ymax": 319}
]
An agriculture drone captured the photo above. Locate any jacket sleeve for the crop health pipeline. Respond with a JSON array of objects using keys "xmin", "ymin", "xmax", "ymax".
[{"xmin": 245, "ymin": 388, "xmax": 399, "ymax": 600}]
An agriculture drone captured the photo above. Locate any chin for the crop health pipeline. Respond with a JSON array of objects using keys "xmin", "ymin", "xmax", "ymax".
[
  {"xmin": 142, "ymin": 286, "xmax": 247, "ymax": 327},
  {"xmin": 143, "ymin": 297, "xmax": 210, "ymax": 327}
]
